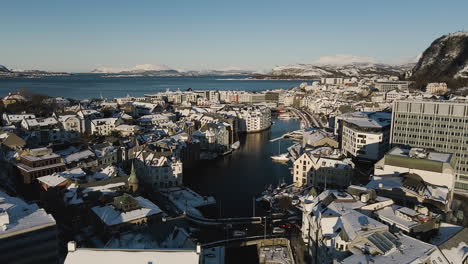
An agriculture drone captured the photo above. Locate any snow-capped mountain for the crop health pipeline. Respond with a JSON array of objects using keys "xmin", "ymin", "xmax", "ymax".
[
  {"xmin": 92, "ymin": 64, "xmax": 174, "ymax": 74},
  {"xmin": 91, "ymin": 64, "xmax": 255, "ymax": 76},
  {"xmin": 411, "ymin": 32, "xmax": 468, "ymax": 86},
  {"xmin": 0, "ymin": 65, "xmax": 11, "ymax": 73},
  {"xmin": 266, "ymin": 62, "xmax": 413, "ymax": 78}
]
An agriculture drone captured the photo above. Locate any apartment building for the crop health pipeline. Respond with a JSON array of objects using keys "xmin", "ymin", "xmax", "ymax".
[
  {"xmin": 293, "ymin": 147, "xmax": 354, "ymax": 188},
  {"xmin": 374, "ymin": 81, "xmax": 410, "ymax": 92},
  {"xmin": 391, "ymin": 100, "xmax": 468, "ymax": 193},
  {"xmin": 335, "ymin": 112, "xmax": 391, "ymax": 161}
]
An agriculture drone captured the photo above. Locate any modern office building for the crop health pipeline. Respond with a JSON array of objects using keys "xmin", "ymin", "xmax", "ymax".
[{"xmin": 391, "ymin": 100, "xmax": 468, "ymax": 193}]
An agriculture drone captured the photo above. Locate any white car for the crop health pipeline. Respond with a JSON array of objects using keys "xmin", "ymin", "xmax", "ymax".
[{"xmin": 272, "ymin": 227, "xmax": 285, "ymax": 234}]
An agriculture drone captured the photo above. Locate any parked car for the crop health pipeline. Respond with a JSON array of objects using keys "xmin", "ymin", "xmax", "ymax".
[
  {"xmin": 272, "ymin": 227, "xmax": 285, "ymax": 234},
  {"xmin": 279, "ymin": 223, "xmax": 292, "ymax": 229},
  {"xmin": 232, "ymin": 230, "xmax": 246, "ymax": 237}
]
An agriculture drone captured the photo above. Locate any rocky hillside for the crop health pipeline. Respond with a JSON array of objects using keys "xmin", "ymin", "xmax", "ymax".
[{"xmin": 411, "ymin": 32, "xmax": 468, "ymax": 88}]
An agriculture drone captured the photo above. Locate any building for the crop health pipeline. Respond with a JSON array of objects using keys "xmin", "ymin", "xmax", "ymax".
[
  {"xmin": 236, "ymin": 106, "xmax": 271, "ymax": 133},
  {"xmin": 0, "ymin": 190, "xmax": 59, "ymax": 264},
  {"xmin": 301, "ymin": 188, "xmax": 449, "ymax": 264},
  {"xmin": 370, "ymin": 146, "xmax": 456, "ymax": 213},
  {"xmin": 374, "ymin": 81, "xmax": 410, "ymax": 92},
  {"xmin": 91, "ymin": 193, "xmax": 163, "ymax": 233},
  {"xmin": 58, "ymin": 115, "xmax": 84, "ymax": 134},
  {"xmin": 426, "ymin": 83, "xmax": 448, "ymax": 95},
  {"xmin": 293, "ymin": 147, "xmax": 354, "ymax": 188},
  {"xmin": 335, "ymin": 112, "xmax": 391, "ymax": 161},
  {"xmin": 391, "ymin": 100, "xmax": 468, "ymax": 193},
  {"xmin": 2, "ymin": 113, "xmax": 35, "ymax": 126},
  {"xmin": 136, "ymin": 154, "xmax": 183, "ymax": 188},
  {"xmin": 64, "ymin": 242, "xmax": 201, "ymax": 264},
  {"xmin": 90, "ymin": 117, "xmax": 123, "ymax": 136},
  {"xmin": 302, "ymin": 129, "xmax": 338, "ymax": 148},
  {"xmin": 16, "ymin": 148, "xmax": 66, "ymax": 184}
]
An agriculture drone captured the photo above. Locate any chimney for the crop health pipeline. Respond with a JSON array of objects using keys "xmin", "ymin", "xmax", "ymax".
[
  {"xmin": 67, "ymin": 241, "xmax": 77, "ymax": 252},
  {"xmin": 196, "ymin": 243, "xmax": 201, "ymax": 255}
]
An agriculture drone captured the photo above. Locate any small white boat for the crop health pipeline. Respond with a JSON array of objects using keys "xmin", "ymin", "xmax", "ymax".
[
  {"xmin": 231, "ymin": 141, "xmax": 240, "ymax": 150},
  {"xmin": 271, "ymin": 153, "xmax": 289, "ymax": 163}
]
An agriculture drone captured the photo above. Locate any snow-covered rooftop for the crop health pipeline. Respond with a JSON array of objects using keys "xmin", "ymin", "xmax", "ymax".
[
  {"xmin": 91, "ymin": 196, "xmax": 162, "ymax": 226},
  {"xmin": 0, "ymin": 190, "xmax": 56, "ymax": 237}
]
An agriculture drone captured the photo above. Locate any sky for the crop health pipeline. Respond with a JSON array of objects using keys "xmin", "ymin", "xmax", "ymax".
[{"xmin": 1, "ymin": 0, "xmax": 468, "ymax": 72}]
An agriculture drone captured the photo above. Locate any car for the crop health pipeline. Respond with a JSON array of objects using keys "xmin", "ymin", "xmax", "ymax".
[
  {"xmin": 272, "ymin": 227, "xmax": 285, "ymax": 234},
  {"xmin": 232, "ymin": 230, "xmax": 246, "ymax": 237},
  {"xmin": 279, "ymin": 223, "xmax": 292, "ymax": 229}
]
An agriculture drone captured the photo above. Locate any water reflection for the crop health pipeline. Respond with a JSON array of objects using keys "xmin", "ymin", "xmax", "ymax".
[{"xmin": 184, "ymin": 119, "xmax": 300, "ymax": 217}]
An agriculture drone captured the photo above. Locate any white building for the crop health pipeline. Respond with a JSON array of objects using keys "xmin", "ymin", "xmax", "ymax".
[
  {"xmin": 58, "ymin": 115, "xmax": 84, "ymax": 134},
  {"xmin": 293, "ymin": 147, "xmax": 354, "ymax": 188},
  {"xmin": 90, "ymin": 118, "xmax": 123, "ymax": 135},
  {"xmin": 137, "ymin": 154, "xmax": 183, "ymax": 188},
  {"xmin": 335, "ymin": 112, "xmax": 391, "ymax": 161},
  {"xmin": 236, "ymin": 106, "xmax": 271, "ymax": 133},
  {"xmin": 426, "ymin": 82, "xmax": 448, "ymax": 95}
]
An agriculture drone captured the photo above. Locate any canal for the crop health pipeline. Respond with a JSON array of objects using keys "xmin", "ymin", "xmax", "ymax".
[{"xmin": 184, "ymin": 118, "xmax": 301, "ymax": 217}]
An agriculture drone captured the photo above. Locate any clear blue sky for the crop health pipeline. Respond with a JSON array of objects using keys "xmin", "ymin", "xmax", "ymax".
[{"xmin": 1, "ymin": 0, "xmax": 467, "ymax": 72}]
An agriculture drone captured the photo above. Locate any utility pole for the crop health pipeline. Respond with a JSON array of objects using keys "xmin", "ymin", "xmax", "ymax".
[{"xmin": 253, "ymin": 197, "xmax": 255, "ymax": 217}]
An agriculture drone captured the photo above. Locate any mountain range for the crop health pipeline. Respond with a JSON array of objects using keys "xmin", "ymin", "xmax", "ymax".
[
  {"xmin": 255, "ymin": 62, "xmax": 415, "ymax": 79},
  {"xmin": 91, "ymin": 64, "xmax": 256, "ymax": 76}
]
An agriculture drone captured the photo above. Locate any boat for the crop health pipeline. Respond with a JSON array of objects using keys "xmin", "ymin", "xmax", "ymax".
[
  {"xmin": 271, "ymin": 140, "xmax": 289, "ymax": 163},
  {"xmin": 231, "ymin": 141, "xmax": 240, "ymax": 150},
  {"xmin": 271, "ymin": 153, "xmax": 289, "ymax": 163}
]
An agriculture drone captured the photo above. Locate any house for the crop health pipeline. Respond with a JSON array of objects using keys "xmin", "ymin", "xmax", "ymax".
[{"xmin": 91, "ymin": 118, "xmax": 123, "ymax": 136}]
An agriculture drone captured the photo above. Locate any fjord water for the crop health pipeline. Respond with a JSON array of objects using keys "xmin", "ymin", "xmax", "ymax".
[
  {"xmin": 0, "ymin": 74, "xmax": 301, "ymax": 99},
  {"xmin": 184, "ymin": 118, "xmax": 301, "ymax": 218}
]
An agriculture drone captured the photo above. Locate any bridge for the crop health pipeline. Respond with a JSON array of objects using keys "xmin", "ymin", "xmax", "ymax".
[{"xmin": 185, "ymin": 212, "xmax": 264, "ymax": 226}]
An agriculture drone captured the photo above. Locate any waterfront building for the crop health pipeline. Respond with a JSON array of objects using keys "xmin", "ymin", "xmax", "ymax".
[
  {"xmin": 235, "ymin": 105, "xmax": 271, "ymax": 133},
  {"xmin": 0, "ymin": 190, "xmax": 59, "ymax": 264},
  {"xmin": 335, "ymin": 111, "xmax": 391, "ymax": 161},
  {"xmin": 293, "ymin": 147, "xmax": 354, "ymax": 188},
  {"xmin": 391, "ymin": 100, "xmax": 468, "ymax": 193},
  {"xmin": 302, "ymin": 129, "xmax": 338, "ymax": 148}
]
